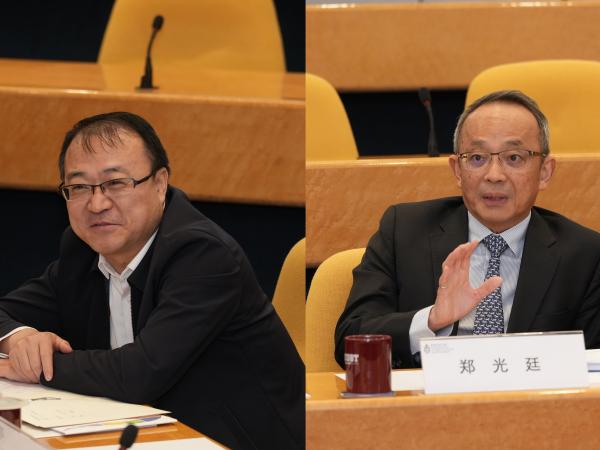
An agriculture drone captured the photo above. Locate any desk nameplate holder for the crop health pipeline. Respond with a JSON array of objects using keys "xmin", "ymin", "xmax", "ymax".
[{"xmin": 420, "ymin": 331, "xmax": 588, "ymax": 394}]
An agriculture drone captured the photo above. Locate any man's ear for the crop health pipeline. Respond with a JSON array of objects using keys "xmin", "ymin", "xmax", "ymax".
[
  {"xmin": 154, "ymin": 167, "xmax": 169, "ymax": 199},
  {"xmin": 448, "ymin": 154, "xmax": 463, "ymax": 189},
  {"xmin": 538, "ymin": 156, "xmax": 555, "ymax": 191}
]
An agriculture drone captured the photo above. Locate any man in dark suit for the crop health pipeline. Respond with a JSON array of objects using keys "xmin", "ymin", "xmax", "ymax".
[
  {"xmin": 335, "ymin": 90, "xmax": 600, "ymax": 369},
  {"xmin": 0, "ymin": 112, "xmax": 304, "ymax": 450}
]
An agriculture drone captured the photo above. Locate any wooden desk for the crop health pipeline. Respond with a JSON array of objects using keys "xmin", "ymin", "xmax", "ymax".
[
  {"xmin": 306, "ymin": 153, "xmax": 600, "ymax": 266},
  {"xmin": 307, "ymin": 371, "xmax": 600, "ymax": 449},
  {"xmin": 307, "ymin": 1, "xmax": 600, "ymax": 91},
  {"xmin": 0, "ymin": 59, "xmax": 304, "ymax": 206},
  {"xmin": 42, "ymin": 421, "xmax": 225, "ymax": 448}
]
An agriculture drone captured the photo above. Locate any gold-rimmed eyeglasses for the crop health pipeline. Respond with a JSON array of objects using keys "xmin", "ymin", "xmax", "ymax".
[
  {"xmin": 457, "ymin": 149, "xmax": 546, "ymax": 171},
  {"xmin": 59, "ymin": 173, "xmax": 154, "ymax": 201}
]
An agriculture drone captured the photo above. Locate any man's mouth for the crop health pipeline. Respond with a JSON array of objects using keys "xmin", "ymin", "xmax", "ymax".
[
  {"xmin": 90, "ymin": 222, "xmax": 118, "ymax": 228},
  {"xmin": 482, "ymin": 193, "xmax": 508, "ymax": 205}
]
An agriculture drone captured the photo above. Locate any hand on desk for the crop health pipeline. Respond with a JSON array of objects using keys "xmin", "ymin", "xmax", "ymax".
[
  {"xmin": 0, "ymin": 329, "xmax": 72, "ymax": 383},
  {"xmin": 428, "ymin": 241, "xmax": 503, "ymax": 332}
]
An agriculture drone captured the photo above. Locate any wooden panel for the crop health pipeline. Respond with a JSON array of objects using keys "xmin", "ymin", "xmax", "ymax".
[
  {"xmin": 306, "ymin": 372, "xmax": 600, "ymax": 450},
  {"xmin": 307, "ymin": 2, "xmax": 600, "ymax": 90},
  {"xmin": 306, "ymin": 154, "xmax": 600, "ymax": 266},
  {"xmin": 0, "ymin": 59, "xmax": 304, "ymax": 206},
  {"xmin": 0, "ymin": 59, "xmax": 304, "ymax": 100}
]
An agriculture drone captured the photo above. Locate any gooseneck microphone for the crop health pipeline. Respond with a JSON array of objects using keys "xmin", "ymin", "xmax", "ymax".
[
  {"xmin": 418, "ymin": 87, "xmax": 440, "ymax": 157},
  {"xmin": 138, "ymin": 15, "xmax": 164, "ymax": 90},
  {"xmin": 118, "ymin": 424, "xmax": 139, "ymax": 449}
]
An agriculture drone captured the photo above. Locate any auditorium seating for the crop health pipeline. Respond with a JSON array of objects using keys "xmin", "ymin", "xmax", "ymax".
[
  {"xmin": 99, "ymin": 0, "xmax": 285, "ymax": 72},
  {"xmin": 306, "ymin": 247, "xmax": 365, "ymax": 372},
  {"xmin": 467, "ymin": 59, "xmax": 600, "ymax": 153},
  {"xmin": 306, "ymin": 73, "xmax": 358, "ymax": 161}
]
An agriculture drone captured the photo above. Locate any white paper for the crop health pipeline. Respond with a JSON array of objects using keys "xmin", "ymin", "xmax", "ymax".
[
  {"xmin": 24, "ymin": 397, "xmax": 168, "ymax": 428},
  {"xmin": 0, "ymin": 378, "xmax": 169, "ymax": 428},
  {"xmin": 72, "ymin": 437, "xmax": 223, "ymax": 449},
  {"xmin": 586, "ymin": 348, "xmax": 600, "ymax": 371},
  {"xmin": 420, "ymin": 331, "xmax": 589, "ymax": 394},
  {"xmin": 588, "ymin": 371, "xmax": 600, "ymax": 386},
  {"xmin": 23, "ymin": 415, "xmax": 176, "ymax": 439},
  {"xmin": 336, "ymin": 369, "xmax": 425, "ymax": 391}
]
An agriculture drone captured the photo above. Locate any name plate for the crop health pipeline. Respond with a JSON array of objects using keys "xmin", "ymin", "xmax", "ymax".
[{"xmin": 420, "ymin": 331, "xmax": 588, "ymax": 394}]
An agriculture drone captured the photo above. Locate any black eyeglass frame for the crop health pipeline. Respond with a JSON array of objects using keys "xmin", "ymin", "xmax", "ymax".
[{"xmin": 58, "ymin": 171, "xmax": 157, "ymax": 201}]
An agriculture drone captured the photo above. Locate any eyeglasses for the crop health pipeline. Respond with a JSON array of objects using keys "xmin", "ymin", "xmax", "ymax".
[
  {"xmin": 59, "ymin": 173, "xmax": 154, "ymax": 201},
  {"xmin": 457, "ymin": 149, "xmax": 546, "ymax": 171}
]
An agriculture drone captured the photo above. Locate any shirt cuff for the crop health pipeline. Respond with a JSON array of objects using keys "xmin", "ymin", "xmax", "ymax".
[{"xmin": 409, "ymin": 306, "xmax": 454, "ymax": 354}]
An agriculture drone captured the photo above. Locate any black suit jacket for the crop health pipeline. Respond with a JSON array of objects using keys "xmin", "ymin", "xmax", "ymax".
[
  {"xmin": 335, "ymin": 197, "xmax": 600, "ymax": 369},
  {"xmin": 0, "ymin": 187, "xmax": 304, "ymax": 450}
]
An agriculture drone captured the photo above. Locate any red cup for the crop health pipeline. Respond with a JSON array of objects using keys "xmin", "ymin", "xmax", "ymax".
[
  {"xmin": 0, "ymin": 397, "xmax": 27, "ymax": 428},
  {"xmin": 344, "ymin": 335, "xmax": 392, "ymax": 394}
]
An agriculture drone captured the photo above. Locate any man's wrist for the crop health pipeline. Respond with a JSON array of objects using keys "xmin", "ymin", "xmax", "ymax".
[{"xmin": 428, "ymin": 306, "xmax": 443, "ymax": 332}]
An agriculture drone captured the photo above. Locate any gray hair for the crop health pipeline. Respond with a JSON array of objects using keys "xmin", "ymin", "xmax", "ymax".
[{"xmin": 453, "ymin": 90, "xmax": 550, "ymax": 156}]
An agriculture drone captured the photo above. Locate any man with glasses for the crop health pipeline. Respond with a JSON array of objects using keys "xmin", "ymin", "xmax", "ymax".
[
  {"xmin": 335, "ymin": 90, "xmax": 600, "ymax": 369},
  {"xmin": 0, "ymin": 112, "xmax": 304, "ymax": 450}
]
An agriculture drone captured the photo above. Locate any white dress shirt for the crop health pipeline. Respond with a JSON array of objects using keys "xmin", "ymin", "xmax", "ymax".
[
  {"xmin": 98, "ymin": 232, "xmax": 157, "ymax": 349},
  {"xmin": 409, "ymin": 212, "xmax": 530, "ymax": 354}
]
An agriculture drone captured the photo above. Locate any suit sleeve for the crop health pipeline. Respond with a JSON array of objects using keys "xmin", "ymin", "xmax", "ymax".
[
  {"xmin": 334, "ymin": 206, "xmax": 423, "ymax": 369},
  {"xmin": 0, "ymin": 262, "xmax": 62, "ymax": 337},
  {"xmin": 42, "ymin": 235, "xmax": 243, "ymax": 404}
]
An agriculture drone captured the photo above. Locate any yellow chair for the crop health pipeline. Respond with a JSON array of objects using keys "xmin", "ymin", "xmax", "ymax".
[
  {"xmin": 272, "ymin": 239, "xmax": 305, "ymax": 361},
  {"xmin": 306, "ymin": 247, "xmax": 365, "ymax": 372},
  {"xmin": 466, "ymin": 59, "xmax": 600, "ymax": 153},
  {"xmin": 99, "ymin": 0, "xmax": 285, "ymax": 72},
  {"xmin": 306, "ymin": 73, "xmax": 359, "ymax": 161}
]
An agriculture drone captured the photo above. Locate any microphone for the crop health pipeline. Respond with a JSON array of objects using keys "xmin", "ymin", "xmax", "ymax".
[
  {"xmin": 138, "ymin": 15, "xmax": 164, "ymax": 90},
  {"xmin": 418, "ymin": 87, "xmax": 440, "ymax": 157},
  {"xmin": 118, "ymin": 424, "xmax": 138, "ymax": 450}
]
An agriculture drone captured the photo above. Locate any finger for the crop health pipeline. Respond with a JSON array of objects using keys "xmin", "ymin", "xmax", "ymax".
[
  {"xmin": 40, "ymin": 338, "xmax": 55, "ymax": 382},
  {"xmin": 24, "ymin": 344, "xmax": 42, "ymax": 383},
  {"xmin": 474, "ymin": 276, "xmax": 503, "ymax": 301},
  {"xmin": 55, "ymin": 336, "xmax": 73, "ymax": 353},
  {"xmin": 12, "ymin": 348, "xmax": 34, "ymax": 383},
  {"xmin": 29, "ymin": 342, "xmax": 44, "ymax": 380},
  {"xmin": 459, "ymin": 241, "xmax": 479, "ymax": 273}
]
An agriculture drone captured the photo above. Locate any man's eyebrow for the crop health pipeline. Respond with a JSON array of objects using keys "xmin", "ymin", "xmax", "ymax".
[
  {"xmin": 464, "ymin": 139, "xmax": 525, "ymax": 151},
  {"xmin": 102, "ymin": 167, "xmax": 130, "ymax": 175},
  {"xmin": 64, "ymin": 167, "xmax": 130, "ymax": 183},
  {"xmin": 65, "ymin": 170, "xmax": 85, "ymax": 182},
  {"xmin": 464, "ymin": 140, "xmax": 486, "ymax": 150},
  {"xmin": 503, "ymin": 139, "xmax": 525, "ymax": 147}
]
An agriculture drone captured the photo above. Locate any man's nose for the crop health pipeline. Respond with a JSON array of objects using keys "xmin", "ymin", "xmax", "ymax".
[
  {"xmin": 484, "ymin": 154, "xmax": 507, "ymax": 182},
  {"xmin": 87, "ymin": 186, "xmax": 112, "ymax": 212}
]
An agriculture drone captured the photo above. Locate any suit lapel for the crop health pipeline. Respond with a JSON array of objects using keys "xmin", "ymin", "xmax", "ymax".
[
  {"xmin": 507, "ymin": 210, "xmax": 560, "ymax": 332},
  {"xmin": 128, "ymin": 243, "xmax": 155, "ymax": 332},
  {"xmin": 84, "ymin": 270, "xmax": 111, "ymax": 349},
  {"xmin": 429, "ymin": 204, "xmax": 469, "ymax": 288}
]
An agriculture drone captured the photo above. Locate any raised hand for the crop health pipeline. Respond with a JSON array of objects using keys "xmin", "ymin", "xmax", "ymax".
[{"xmin": 428, "ymin": 241, "xmax": 503, "ymax": 331}]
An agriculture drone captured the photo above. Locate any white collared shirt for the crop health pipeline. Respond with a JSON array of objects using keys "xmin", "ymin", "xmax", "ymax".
[
  {"xmin": 97, "ymin": 231, "xmax": 157, "ymax": 349},
  {"xmin": 409, "ymin": 212, "xmax": 531, "ymax": 354}
]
